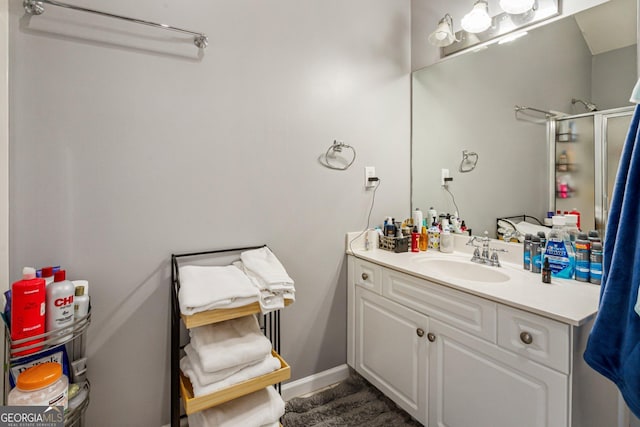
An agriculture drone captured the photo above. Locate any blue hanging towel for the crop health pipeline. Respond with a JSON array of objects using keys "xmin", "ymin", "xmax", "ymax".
[{"xmin": 584, "ymin": 104, "xmax": 640, "ymax": 418}]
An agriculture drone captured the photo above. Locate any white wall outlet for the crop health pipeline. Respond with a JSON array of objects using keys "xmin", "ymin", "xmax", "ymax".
[
  {"xmin": 441, "ymin": 168, "xmax": 450, "ymax": 186},
  {"xmin": 365, "ymin": 166, "xmax": 376, "ymax": 188}
]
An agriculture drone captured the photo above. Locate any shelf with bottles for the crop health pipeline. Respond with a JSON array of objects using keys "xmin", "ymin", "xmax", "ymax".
[
  {"xmin": 3, "ymin": 310, "xmax": 91, "ymax": 426},
  {"xmin": 556, "ymin": 133, "xmax": 578, "ymax": 143},
  {"xmin": 556, "ymin": 163, "xmax": 579, "ymax": 173},
  {"xmin": 4, "ymin": 310, "xmax": 91, "ymax": 361}
]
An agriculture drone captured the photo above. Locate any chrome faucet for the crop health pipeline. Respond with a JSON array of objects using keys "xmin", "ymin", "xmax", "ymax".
[{"xmin": 466, "ymin": 231, "xmax": 507, "ymax": 267}]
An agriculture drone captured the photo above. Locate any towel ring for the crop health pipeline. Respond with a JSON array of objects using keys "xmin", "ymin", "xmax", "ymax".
[
  {"xmin": 319, "ymin": 140, "xmax": 357, "ymax": 171},
  {"xmin": 459, "ymin": 150, "xmax": 478, "ymax": 173}
]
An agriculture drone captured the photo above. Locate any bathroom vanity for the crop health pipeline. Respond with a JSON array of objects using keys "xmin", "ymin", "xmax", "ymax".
[{"xmin": 346, "ymin": 234, "xmax": 620, "ymax": 427}]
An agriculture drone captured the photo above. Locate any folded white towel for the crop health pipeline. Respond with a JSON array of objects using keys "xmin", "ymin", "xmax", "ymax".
[
  {"xmin": 178, "ymin": 265, "xmax": 260, "ymax": 316},
  {"xmin": 182, "ymin": 344, "xmax": 251, "ymax": 385},
  {"xmin": 181, "ymin": 353, "xmax": 282, "ymax": 397},
  {"xmin": 234, "ymin": 260, "xmax": 295, "ymax": 314},
  {"xmin": 189, "ymin": 315, "xmax": 272, "ymax": 372},
  {"xmin": 241, "ymin": 247, "xmax": 294, "ymax": 290},
  {"xmin": 187, "ymin": 386, "xmax": 285, "ymax": 427}
]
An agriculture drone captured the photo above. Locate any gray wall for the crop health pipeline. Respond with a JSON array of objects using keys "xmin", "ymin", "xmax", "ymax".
[
  {"xmin": 412, "ymin": 17, "xmax": 593, "ymax": 236},
  {"xmin": 592, "ymin": 44, "xmax": 638, "ymax": 110},
  {"xmin": 8, "ymin": 1, "xmax": 411, "ymax": 425}
]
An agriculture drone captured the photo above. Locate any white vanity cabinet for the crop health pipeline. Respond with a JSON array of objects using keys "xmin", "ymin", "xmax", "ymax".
[
  {"xmin": 347, "ymin": 255, "xmax": 619, "ymax": 427},
  {"xmin": 354, "ymin": 287, "xmax": 429, "ymax": 424}
]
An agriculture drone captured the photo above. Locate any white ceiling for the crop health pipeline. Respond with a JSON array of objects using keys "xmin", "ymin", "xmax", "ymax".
[{"xmin": 574, "ymin": 0, "xmax": 637, "ymax": 55}]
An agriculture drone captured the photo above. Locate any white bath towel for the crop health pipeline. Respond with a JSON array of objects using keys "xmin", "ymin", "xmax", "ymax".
[
  {"xmin": 178, "ymin": 265, "xmax": 260, "ymax": 316},
  {"xmin": 189, "ymin": 315, "xmax": 272, "ymax": 372},
  {"xmin": 240, "ymin": 247, "xmax": 294, "ymax": 290},
  {"xmin": 234, "ymin": 260, "xmax": 295, "ymax": 314},
  {"xmin": 187, "ymin": 386, "xmax": 285, "ymax": 427},
  {"xmin": 181, "ymin": 353, "xmax": 282, "ymax": 397},
  {"xmin": 182, "ymin": 344, "xmax": 251, "ymax": 385}
]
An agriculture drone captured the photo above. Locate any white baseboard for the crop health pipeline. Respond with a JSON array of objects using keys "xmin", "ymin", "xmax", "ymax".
[{"xmin": 281, "ymin": 364, "xmax": 351, "ymax": 401}]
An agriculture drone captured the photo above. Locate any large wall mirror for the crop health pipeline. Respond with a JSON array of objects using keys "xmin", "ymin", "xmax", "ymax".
[{"xmin": 411, "ymin": 0, "xmax": 638, "ymax": 237}]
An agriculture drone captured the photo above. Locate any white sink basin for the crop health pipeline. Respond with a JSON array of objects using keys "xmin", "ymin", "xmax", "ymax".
[{"xmin": 412, "ymin": 257, "xmax": 510, "ymax": 283}]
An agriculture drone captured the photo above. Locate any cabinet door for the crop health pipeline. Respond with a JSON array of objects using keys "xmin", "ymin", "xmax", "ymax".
[
  {"xmin": 355, "ymin": 287, "xmax": 428, "ymax": 425},
  {"xmin": 429, "ymin": 318, "xmax": 568, "ymax": 427}
]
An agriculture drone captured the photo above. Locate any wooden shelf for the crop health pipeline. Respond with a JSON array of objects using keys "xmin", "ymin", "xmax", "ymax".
[
  {"xmin": 179, "ymin": 350, "xmax": 291, "ymax": 415},
  {"xmin": 181, "ymin": 299, "xmax": 293, "ymax": 329}
]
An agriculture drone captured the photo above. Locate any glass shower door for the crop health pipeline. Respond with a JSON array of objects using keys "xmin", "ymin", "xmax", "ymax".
[{"xmin": 555, "ymin": 116, "xmax": 595, "ymax": 231}]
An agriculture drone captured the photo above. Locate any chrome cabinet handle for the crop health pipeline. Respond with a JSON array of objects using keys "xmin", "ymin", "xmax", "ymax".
[
  {"xmin": 416, "ymin": 328, "xmax": 425, "ymax": 337},
  {"xmin": 427, "ymin": 333, "xmax": 436, "ymax": 342},
  {"xmin": 361, "ymin": 273, "xmax": 369, "ymax": 281},
  {"xmin": 520, "ymin": 331, "xmax": 533, "ymax": 345}
]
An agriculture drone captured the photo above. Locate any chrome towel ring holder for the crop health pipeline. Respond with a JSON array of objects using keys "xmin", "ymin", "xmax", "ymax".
[
  {"xmin": 319, "ymin": 140, "xmax": 357, "ymax": 171},
  {"xmin": 459, "ymin": 150, "xmax": 478, "ymax": 173}
]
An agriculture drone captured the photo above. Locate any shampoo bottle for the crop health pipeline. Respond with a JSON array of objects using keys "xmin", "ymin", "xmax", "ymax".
[
  {"xmin": 46, "ymin": 270, "xmax": 75, "ymax": 344},
  {"xmin": 419, "ymin": 226, "xmax": 428, "ymax": 251},
  {"xmin": 73, "ymin": 286, "xmax": 90, "ymax": 319},
  {"xmin": 11, "ymin": 267, "xmax": 46, "ymax": 356}
]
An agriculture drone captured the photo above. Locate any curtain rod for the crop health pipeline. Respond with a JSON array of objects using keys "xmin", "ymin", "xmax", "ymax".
[{"xmin": 24, "ymin": 0, "xmax": 208, "ymax": 49}]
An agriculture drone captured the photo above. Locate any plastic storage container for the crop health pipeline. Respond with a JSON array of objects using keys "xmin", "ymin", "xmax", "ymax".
[{"xmin": 8, "ymin": 362, "xmax": 68, "ymax": 409}]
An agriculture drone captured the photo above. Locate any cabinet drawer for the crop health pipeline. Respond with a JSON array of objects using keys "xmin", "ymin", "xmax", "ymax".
[
  {"xmin": 382, "ymin": 269, "xmax": 497, "ymax": 342},
  {"xmin": 353, "ymin": 258, "xmax": 382, "ymax": 294},
  {"xmin": 497, "ymin": 305, "xmax": 570, "ymax": 374}
]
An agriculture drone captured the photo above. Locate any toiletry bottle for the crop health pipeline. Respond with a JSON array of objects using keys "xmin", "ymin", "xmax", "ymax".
[
  {"xmin": 544, "ymin": 215, "xmax": 576, "ymax": 279},
  {"xmin": 569, "ymin": 208, "xmax": 581, "ymax": 230},
  {"xmin": 590, "ymin": 242, "xmax": 603, "ymax": 285},
  {"xmin": 558, "ymin": 150, "xmax": 569, "ymax": 171},
  {"xmin": 40, "ymin": 266, "xmax": 55, "ymax": 287},
  {"xmin": 411, "ymin": 226, "xmax": 420, "ymax": 252},
  {"xmin": 46, "ymin": 270, "xmax": 75, "ymax": 344},
  {"xmin": 574, "ymin": 233, "xmax": 591, "ymax": 282},
  {"xmin": 419, "ymin": 226, "xmax": 428, "ymax": 251},
  {"xmin": 73, "ymin": 286, "xmax": 90, "ymax": 319},
  {"xmin": 523, "ymin": 234, "xmax": 532, "ymax": 270},
  {"xmin": 537, "ymin": 231, "xmax": 547, "ymax": 249},
  {"xmin": 530, "ymin": 236, "xmax": 541, "ymax": 273},
  {"xmin": 440, "ymin": 226, "xmax": 454, "ymax": 253},
  {"xmin": 11, "ymin": 267, "xmax": 46, "ymax": 356},
  {"xmin": 428, "ymin": 207, "xmax": 437, "ymax": 228},
  {"xmin": 542, "ymin": 258, "xmax": 552, "ymax": 283},
  {"xmin": 564, "ymin": 214, "xmax": 579, "ymax": 245},
  {"xmin": 588, "ymin": 230, "xmax": 601, "ymax": 244},
  {"xmin": 428, "ymin": 221, "xmax": 440, "ymax": 250},
  {"xmin": 412, "ymin": 209, "xmax": 423, "ymax": 232}
]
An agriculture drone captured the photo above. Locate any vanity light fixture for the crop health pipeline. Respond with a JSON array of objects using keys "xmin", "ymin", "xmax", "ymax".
[
  {"xmin": 461, "ymin": 1, "xmax": 492, "ymax": 34},
  {"xmin": 499, "ymin": 0, "xmax": 536, "ymax": 15},
  {"xmin": 428, "ymin": 14, "xmax": 458, "ymax": 47}
]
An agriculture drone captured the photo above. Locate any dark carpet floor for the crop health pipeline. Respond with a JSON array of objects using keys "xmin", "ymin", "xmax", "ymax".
[{"xmin": 282, "ymin": 373, "xmax": 423, "ymax": 427}]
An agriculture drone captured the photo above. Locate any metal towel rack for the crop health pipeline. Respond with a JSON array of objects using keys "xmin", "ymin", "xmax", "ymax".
[
  {"xmin": 24, "ymin": 0, "xmax": 208, "ymax": 49},
  {"xmin": 514, "ymin": 105, "xmax": 561, "ymax": 124}
]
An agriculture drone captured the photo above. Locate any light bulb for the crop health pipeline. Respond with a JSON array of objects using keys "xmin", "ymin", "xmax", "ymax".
[
  {"xmin": 428, "ymin": 15, "xmax": 456, "ymax": 47},
  {"xmin": 461, "ymin": 1, "xmax": 492, "ymax": 34},
  {"xmin": 499, "ymin": 0, "xmax": 535, "ymax": 14}
]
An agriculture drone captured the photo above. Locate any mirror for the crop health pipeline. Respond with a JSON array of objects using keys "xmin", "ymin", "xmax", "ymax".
[{"xmin": 411, "ymin": 0, "xmax": 637, "ymax": 237}]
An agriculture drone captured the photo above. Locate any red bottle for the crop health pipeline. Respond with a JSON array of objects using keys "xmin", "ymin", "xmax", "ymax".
[
  {"xmin": 569, "ymin": 208, "xmax": 581, "ymax": 231},
  {"xmin": 11, "ymin": 267, "xmax": 46, "ymax": 357},
  {"xmin": 411, "ymin": 227, "xmax": 420, "ymax": 252}
]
